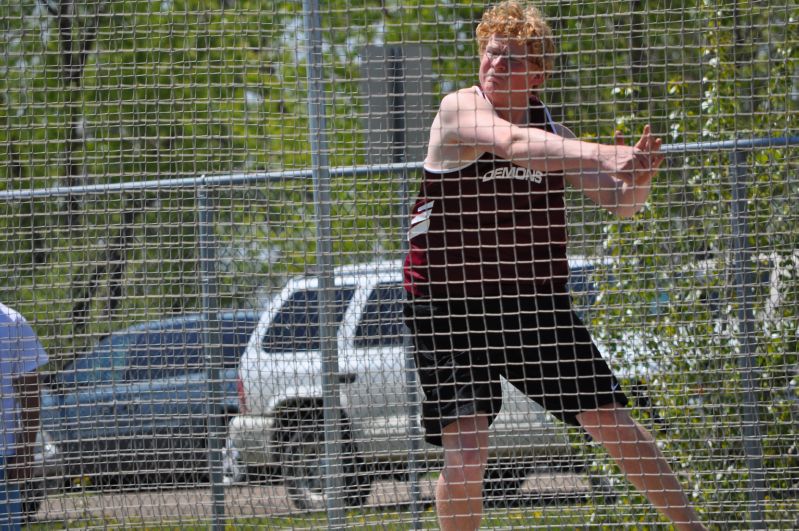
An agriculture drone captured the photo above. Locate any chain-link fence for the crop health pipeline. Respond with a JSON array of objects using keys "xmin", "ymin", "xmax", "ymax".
[{"xmin": 1, "ymin": 0, "xmax": 798, "ymax": 529}]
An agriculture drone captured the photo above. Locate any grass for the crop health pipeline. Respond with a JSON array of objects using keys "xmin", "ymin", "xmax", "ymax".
[
  {"xmin": 27, "ymin": 480, "xmax": 799, "ymax": 530},
  {"xmin": 27, "ymin": 493, "xmax": 666, "ymax": 530},
  {"xmin": 29, "ymin": 504, "xmax": 636, "ymax": 530}
]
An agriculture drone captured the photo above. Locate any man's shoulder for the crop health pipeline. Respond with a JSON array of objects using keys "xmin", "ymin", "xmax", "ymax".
[
  {"xmin": 439, "ymin": 86, "xmax": 489, "ymax": 112},
  {"xmin": 0, "ymin": 304, "xmax": 47, "ymax": 366},
  {"xmin": 0, "ymin": 303, "xmax": 40, "ymax": 344},
  {"xmin": 0, "ymin": 302, "xmax": 24, "ymax": 326}
]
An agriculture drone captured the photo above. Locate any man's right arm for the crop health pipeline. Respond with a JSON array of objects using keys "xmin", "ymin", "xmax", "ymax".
[
  {"xmin": 8, "ymin": 372, "xmax": 42, "ymax": 483},
  {"xmin": 5, "ymin": 317, "xmax": 48, "ymax": 483}
]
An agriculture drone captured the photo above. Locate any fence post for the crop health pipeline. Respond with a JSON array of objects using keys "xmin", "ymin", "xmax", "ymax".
[
  {"xmin": 388, "ymin": 47, "xmax": 423, "ymax": 529},
  {"xmin": 197, "ymin": 184, "xmax": 226, "ymax": 530},
  {"xmin": 728, "ymin": 148, "xmax": 767, "ymax": 529},
  {"xmin": 302, "ymin": 1, "xmax": 346, "ymax": 528}
]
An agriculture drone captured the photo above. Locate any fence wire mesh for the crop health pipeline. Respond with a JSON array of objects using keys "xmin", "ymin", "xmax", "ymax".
[{"xmin": 1, "ymin": 0, "xmax": 798, "ymax": 529}]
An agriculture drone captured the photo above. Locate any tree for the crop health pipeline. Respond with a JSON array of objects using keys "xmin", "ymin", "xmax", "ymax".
[{"xmin": 585, "ymin": 1, "xmax": 799, "ymax": 524}]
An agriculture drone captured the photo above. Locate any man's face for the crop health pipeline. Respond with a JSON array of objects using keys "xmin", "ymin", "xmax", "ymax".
[{"xmin": 479, "ymin": 35, "xmax": 544, "ymax": 102}]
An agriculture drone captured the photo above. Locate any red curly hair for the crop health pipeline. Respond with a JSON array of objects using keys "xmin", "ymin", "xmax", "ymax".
[{"xmin": 476, "ymin": 1, "xmax": 556, "ymax": 78}]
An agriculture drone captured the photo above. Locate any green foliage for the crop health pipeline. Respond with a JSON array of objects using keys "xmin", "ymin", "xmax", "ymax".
[
  {"xmin": 0, "ymin": 0, "xmax": 488, "ymax": 366},
  {"xmin": 586, "ymin": 0, "xmax": 799, "ymax": 521}
]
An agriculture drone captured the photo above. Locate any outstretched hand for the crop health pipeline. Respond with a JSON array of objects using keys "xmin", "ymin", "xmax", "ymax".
[
  {"xmin": 601, "ymin": 125, "xmax": 664, "ymax": 183},
  {"xmin": 630, "ymin": 125, "xmax": 664, "ymax": 183}
]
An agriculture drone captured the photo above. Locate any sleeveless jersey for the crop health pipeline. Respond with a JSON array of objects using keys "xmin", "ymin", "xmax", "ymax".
[{"xmin": 403, "ymin": 92, "xmax": 569, "ymax": 299}]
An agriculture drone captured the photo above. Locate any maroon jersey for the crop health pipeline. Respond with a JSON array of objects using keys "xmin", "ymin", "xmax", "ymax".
[{"xmin": 403, "ymin": 93, "xmax": 569, "ymax": 299}]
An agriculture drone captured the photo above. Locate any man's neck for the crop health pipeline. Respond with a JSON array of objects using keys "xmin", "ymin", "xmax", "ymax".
[{"xmin": 495, "ymin": 102, "xmax": 529, "ymax": 125}]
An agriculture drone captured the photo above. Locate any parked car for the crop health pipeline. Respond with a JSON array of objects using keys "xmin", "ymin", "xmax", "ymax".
[
  {"xmin": 38, "ymin": 310, "xmax": 259, "ymax": 489},
  {"xmin": 231, "ymin": 251, "xmax": 796, "ymax": 511},
  {"xmin": 228, "ymin": 259, "xmax": 611, "ymax": 510}
]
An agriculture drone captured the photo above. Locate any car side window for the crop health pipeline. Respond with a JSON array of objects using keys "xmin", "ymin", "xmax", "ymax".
[
  {"xmin": 126, "ymin": 326, "xmax": 205, "ymax": 381},
  {"xmin": 61, "ymin": 336, "xmax": 129, "ymax": 387},
  {"xmin": 353, "ymin": 284, "xmax": 406, "ymax": 348},
  {"xmin": 568, "ymin": 265, "xmax": 599, "ymax": 319},
  {"xmin": 219, "ymin": 312, "xmax": 260, "ymax": 367},
  {"xmin": 262, "ymin": 287, "xmax": 356, "ymax": 353},
  {"xmin": 125, "ymin": 333, "xmax": 169, "ymax": 381},
  {"xmin": 177, "ymin": 314, "xmax": 260, "ymax": 371}
]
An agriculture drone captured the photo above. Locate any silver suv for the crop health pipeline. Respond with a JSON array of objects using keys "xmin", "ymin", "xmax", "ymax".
[{"xmin": 228, "ymin": 259, "xmax": 609, "ymax": 510}]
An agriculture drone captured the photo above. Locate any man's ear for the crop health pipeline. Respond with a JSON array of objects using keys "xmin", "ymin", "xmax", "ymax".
[{"xmin": 528, "ymin": 72, "xmax": 545, "ymax": 88}]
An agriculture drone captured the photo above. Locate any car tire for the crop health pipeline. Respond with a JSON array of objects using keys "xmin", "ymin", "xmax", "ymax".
[
  {"xmin": 222, "ymin": 431, "xmax": 244, "ymax": 485},
  {"xmin": 21, "ymin": 481, "xmax": 43, "ymax": 523},
  {"xmin": 277, "ymin": 410, "xmax": 372, "ymax": 512}
]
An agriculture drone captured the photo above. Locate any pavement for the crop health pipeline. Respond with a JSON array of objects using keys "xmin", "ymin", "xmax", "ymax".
[{"xmin": 32, "ymin": 474, "xmax": 590, "ymax": 527}]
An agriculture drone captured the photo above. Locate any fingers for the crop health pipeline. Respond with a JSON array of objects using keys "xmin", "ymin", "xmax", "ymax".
[
  {"xmin": 634, "ymin": 124, "xmax": 651, "ymax": 150},
  {"xmin": 646, "ymin": 130, "xmax": 664, "ymax": 173},
  {"xmin": 637, "ymin": 125, "xmax": 664, "ymax": 175},
  {"xmin": 651, "ymin": 136, "xmax": 665, "ymax": 170},
  {"xmin": 610, "ymin": 125, "xmax": 665, "ymax": 182}
]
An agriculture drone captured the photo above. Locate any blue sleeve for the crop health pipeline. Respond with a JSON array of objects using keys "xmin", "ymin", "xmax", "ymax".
[{"xmin": 11, "ymin": 321, "xmax": 48, "ymax": 374}]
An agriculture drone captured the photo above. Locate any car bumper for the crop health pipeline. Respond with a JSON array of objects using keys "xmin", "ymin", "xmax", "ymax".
[
  {"xmin": 24, "ymin": 431, "xmax": 65, "ymax": 505},
  {"xmin": 227, "ymin": 414, "xmax": 282, "ymax": 468},
  {"xmin": 229, "ymin": 407, "xmax": 575, "ymax": 472},
  {"xmin": 31, "ymin": 431, "xmax": 64, "ymax": 481}
]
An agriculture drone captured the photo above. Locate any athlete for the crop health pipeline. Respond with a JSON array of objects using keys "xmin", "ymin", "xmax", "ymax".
[{"xmin": 402, "ymin": 2, "xmax": 706, "ymax": 530}]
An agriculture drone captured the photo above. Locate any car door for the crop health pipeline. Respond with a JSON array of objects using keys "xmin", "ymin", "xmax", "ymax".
[
  {"xmin": 56, "ymin": 334, "xmax": 130, "ymax": 477},
  {"xmin": 241, "ymin": 281, "xmax": 357, "ymax": 416},
  {"xmin": 135, "ymin": 313, "xmax": 260, "ymax": 434},
  {"xmin": 343, "ymin": 281, "xmax": 414, "ymax": 457},
  {"xmin": 124, "ymin": 321, "xmax": 208, "ymax": 438}
]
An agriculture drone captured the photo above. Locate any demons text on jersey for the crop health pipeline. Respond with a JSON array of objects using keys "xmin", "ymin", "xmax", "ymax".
[{"xmin": 480, "ymin": 165, "xmax": 544, "ymax": 183}]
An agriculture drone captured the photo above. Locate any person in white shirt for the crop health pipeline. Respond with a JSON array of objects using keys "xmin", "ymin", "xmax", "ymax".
[{"xmin": 1, "ymin": 303, "xmax": 48, "ymax": 530}]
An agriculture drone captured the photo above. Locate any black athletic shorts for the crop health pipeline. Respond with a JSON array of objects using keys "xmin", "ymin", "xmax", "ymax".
[{"xmin": 403, "ymin": 292, "xmax": 629, "ymax": 447}]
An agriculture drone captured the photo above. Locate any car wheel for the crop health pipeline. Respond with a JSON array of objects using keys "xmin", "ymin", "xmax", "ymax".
[
  {"xmin": 277, "ymin": 411, "xmax": 372, "ymax": 511},
  {"xmin": 21, "ymin": 481, "xmax": 43, "ymax": 523},
  {"xmin": 221, "ymin": 433, "xmax": 244, "ymax": 485}
]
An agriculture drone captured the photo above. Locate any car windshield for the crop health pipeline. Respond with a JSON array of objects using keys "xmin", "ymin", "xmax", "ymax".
[
  {"xmin": 354, "ymin": 284, "xmax": 406, "ymax": 348},
  {"xmin": 262, "ymin": 287, "xmax": 355, "ymax": 352},
  {"xmin": 567, "ymin": 264, "xmax": 601, "ymax": 319}
]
